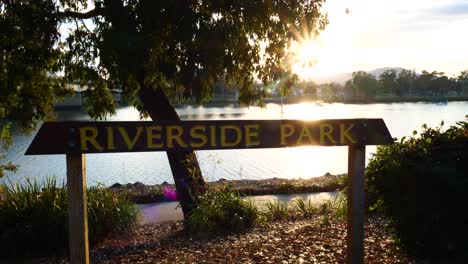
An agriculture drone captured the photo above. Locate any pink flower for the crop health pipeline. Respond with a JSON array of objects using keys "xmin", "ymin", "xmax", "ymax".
[{"xmin": 163, "ymin": 186, "xmax": 178, "ymax": 201}]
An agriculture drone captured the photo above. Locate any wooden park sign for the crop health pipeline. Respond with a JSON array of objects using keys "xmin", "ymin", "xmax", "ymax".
[{"xmin": 26, "ymin": 118, "xmax": 393, "ymax": 264}]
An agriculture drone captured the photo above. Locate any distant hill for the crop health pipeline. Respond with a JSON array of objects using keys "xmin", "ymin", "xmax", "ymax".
[{"xmin": 312, "ymin": 67, "xmax": 407, "ymax": 84}]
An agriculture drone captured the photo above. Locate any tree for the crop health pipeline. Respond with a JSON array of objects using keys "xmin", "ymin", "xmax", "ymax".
[
  {"xmin": 0, "ymin": 1, "xmax": 328, "ymax": 217},
  {"xmin": 459, "ymin": 70, "xmax": 468, "ymax": 80},
  {"xmin": 413, "ymin": 71, "xmax": 446, "ymax": 96},
  {"xmin": 296, "ymin": 80, "xmax": 318, "ymax": 96},
  {"xmin": 396, "ymin": 69, "xmax": 417, "ymax": 96},
  {"xmin": 346, "ymin": 71, "xmax": 377, "ymax": 101},
  {"xmin": 378, "ymin": 69, "xmax": 397, "ymax": 95}
]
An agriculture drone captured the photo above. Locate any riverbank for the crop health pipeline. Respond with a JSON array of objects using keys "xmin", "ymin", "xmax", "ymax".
[
  {"xmin": 109, "ymin": 173, "xmax": 345, "ymax": 204},
  {"xmin": 197, "ymin": 95, "xmax": 468, "ymax": 105}
]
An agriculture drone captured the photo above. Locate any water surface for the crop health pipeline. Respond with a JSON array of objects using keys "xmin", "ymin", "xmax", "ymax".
[
  {"xmin": 137, "ymin": 192, "xmax": 338, "ymax": 224},
  {"xmin": 2, "ymin": 101, "xmax": 467, "ymax": 186}
]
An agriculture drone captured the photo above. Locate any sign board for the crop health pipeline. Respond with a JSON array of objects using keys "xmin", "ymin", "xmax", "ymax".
[
  {"xmin": 26, "ymin": 119, "xmax": 392, "ymax": 155},
  {"xmin": 25, "ymin": 118, "xmax": 393, "ymax": 264}
]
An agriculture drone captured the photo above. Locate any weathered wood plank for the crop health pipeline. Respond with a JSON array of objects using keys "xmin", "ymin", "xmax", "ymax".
[
  {"xmin": 346, "ymin": 145, "xmax": 366, "ymax": 264},
  {"xmin": 25, "ymin": 119, "xmax": 393, "ymax": 155},
  {"xmin": 66, "ymin": 154, "xmax": 89, "ymax": 264}
]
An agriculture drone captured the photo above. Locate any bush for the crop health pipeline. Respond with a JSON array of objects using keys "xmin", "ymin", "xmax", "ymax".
[
  {"xmin": 292, "ymin": 198, "xmax": 317, "ymax": 218},
  {"xmin": 87, "ymin": 185, "xmax": 140, "ymax": 244},
  {"xmin": 0, "ymin": 177, "xmax": 138, "ymax": 256},
  {"xmin": 187, "ymin": 186, "xmax": 258, "ymax": 234},
  {"xmin": 264, "ymin": 200, "xmax": 289, "ymax": 220},
  {"xmin": 326, "ymin": 192, "xmax": 347, "ymax": 220},
  {"xmin": 366, "ymin": 120, "xmax": 468, "ymax": 257}
]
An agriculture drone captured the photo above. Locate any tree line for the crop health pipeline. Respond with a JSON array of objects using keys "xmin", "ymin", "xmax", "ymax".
[
  {"xmin": 211, "ymin": 69, "xmax": 468, "ymax": 102},
  {"xmin": 342, "ymin": 69, "xmax": 468, "ymax": 101}
]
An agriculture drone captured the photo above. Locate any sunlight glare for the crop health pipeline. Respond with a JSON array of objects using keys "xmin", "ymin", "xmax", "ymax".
[{"xmin": 287, "ymin": 1, "xmax": 357, "ymax": 81}]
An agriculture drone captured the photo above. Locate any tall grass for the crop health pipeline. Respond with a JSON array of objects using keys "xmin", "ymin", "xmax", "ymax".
[
  {"xmin": 328, "ymin": 192, "xmax": 347, "ymax": 220},
  {"xmin": 87, "ymin": 184, "xmax": 139, "ymax": 243},
  {"xmin": 0, "ymin": 177, "xmax": 138, "ymax": 256},
  {"xmin": 292, "ymin": 197, "xmax": 317, "ymax": 218},
  {"xmin": 264, "ymin": 200, "xmax": 289, "ymax": 220},
  {"xmin": 187, "ymin": 186, "xmax": 258, "ymax": 234}
]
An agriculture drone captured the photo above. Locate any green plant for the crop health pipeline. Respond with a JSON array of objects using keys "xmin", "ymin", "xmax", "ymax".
[
  {"xmin": 318, "ymin": 202, "xmax": 331, "ymax": 215},
  {"xmin": 0, "ymin": 177, "xmax": 138, "ymax": 257},
  {"xmin": 328, "ymin": 192, "xmax": 347, "ymax": 220},
  {"xmin": 87, "ymin": 185, "xmax": 139, "ymax": 244},
  {"xmin": 292, "ymin": 197, "xmax": 317, "ymax": 218},
  {"xmin": 187, "ymin": 186, "xmax": 258, "ymax": 234},
  {"xmin": 148, "ymin": 186, "xmax": 163, "ymax": 197},
  {"xmin": 366, "ymin": 119, "xmax": 468, "ymax": 257},
  {"xmin": 264, "ymin": 200, "xmax": 289, "ymax": 221}
]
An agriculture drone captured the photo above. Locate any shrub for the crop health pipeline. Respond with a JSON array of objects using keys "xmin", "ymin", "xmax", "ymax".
[
  {"xmin": 87, "ymin": 185, "xmax": 139, "ymax": 244},
  {"xmin": 366, "ymin": 119, "xmax": 468, "ymax": 257},
  {"xmin": 327, "ymin": 192, "xmax": 347, "ymax": 220},
  {"xmin": 292, "ymin": 197, "xmax": 317, "ymax": 218},
  {"xmin": 187, "ymin": 186, "xmax": 258, "ymax": 234},
  {"xmin": 0, "ymin": 177, "xmax": 138, "ymax": 256},
  {"xmin": 264, "ymin": 200, "xmax": 289, "ymax": 220}
]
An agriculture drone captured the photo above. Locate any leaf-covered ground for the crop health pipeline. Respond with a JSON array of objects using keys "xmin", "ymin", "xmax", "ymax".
[
  {"xmin": 8, "ymin": 214, "xmax": 412, "ymax": 263},
  {"xmin": 86, "ymin": 214, "xmax": 411, "ymax": 263}
]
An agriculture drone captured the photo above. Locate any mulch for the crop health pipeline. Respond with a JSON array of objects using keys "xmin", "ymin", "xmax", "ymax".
[{"xmin": 30, "ymin": 214, "xmax": 410, "ymax": 263}]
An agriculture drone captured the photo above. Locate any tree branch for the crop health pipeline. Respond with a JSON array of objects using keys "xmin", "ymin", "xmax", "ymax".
[{"xmin": 58, "ymin": 8, "xmax": 106, "ymax": 20}]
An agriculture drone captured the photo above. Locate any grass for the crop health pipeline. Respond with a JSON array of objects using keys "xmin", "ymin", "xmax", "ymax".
[
  {"xmin": 264, "ymin": 200, "xmax": 290, "ymax": 220},
  {"xmin": 262, "ymin": 193, "xmax": 348, "ymax": 222},
  {"xmin": 187, "ymin": 186, "xmax": 258, "ymax": 234},
  {"xmin": 292, "ymin": 197, "xmax": 318, "ymax": 218},
  {"xmin": 0, "ymin": 177, "xmax": 139, "ymax": 257}
]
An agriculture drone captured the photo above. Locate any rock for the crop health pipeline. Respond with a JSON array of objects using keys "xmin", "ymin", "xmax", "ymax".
[
  {"xmin": 133, "ymin": 181, "xmax": 146, "ymax": 189},
  {"xmin": 110, "ymin": 183, "xmax": 122, "ymax": 188}
]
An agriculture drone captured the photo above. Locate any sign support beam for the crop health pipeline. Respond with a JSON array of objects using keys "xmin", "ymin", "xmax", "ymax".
[
  {"xmin": 346, "ymin": 145, "xmax": 366, "ymax": 264},
  {"xmin": 66, "ymin": 154, "xmax": 90, "ymax": 264}
]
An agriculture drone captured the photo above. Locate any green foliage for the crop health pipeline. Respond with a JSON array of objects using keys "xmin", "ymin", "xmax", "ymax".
[
  {"xmin": 292, "ymin": 197, "xmax": 317, "ymax": 218},
  {"xmin": 0, "ymin": 123, "xmax": 17, "ymax": 178},
  {"xmin": 318, "ymin": 202, "xmax": 331, "ymax": 215},
  {"xmin": 395, "ymin": 69, "xmax": 417, "ymax": 96},
  {"xmin": 87, "ymin": 184, "xmax": 139, "ymax": 244},
  {"xmin": 366, "ymin": 119, "xmax": 468, "ymax": 257},
  {"xmin": 345, "ymin": 71, "xmax": 378, "ymax": 101},
  {"xmin": 187, "ymin": 186, "xmax": 258, "ymax": 234},
  {"xmin": 264, "ymin": 200, "xmax": 289, "ymax": 221},
  {"xmin": 327, "ymin": 192, "xmax": 347, "ymax": 220},
  {"xmin": 0, "ymin": 177, "xmax": 138, "ymax": 256},
  {"xmin": 1, "ymin": 0, "xmax": 328, "ymax": 123},
  {"xmin": 1, "ymin": 0, "xmax": 329, "ymax": 199},
  {"xmin": 378, "ymin": 69, "xmax": 397, "ymax": 95},
  {"xmin": 0, "ymin": 1, "xmax": 72, "ymax": 131}
]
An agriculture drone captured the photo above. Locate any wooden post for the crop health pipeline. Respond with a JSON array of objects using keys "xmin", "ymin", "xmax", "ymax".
[
  {"xmin": 346, "ymin": 145, "xmax": 366, "ymax": 264},
  {"xmin": 66, "ymin": 154, "xmax": 90, "ymax": 264}
]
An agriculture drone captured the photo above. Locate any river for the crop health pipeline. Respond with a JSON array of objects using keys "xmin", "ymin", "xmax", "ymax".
[{"xmin": 1, "ymin": 101, "xmax": 467, "ymax": 186}]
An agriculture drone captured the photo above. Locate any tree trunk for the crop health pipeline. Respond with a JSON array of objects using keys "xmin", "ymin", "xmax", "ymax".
[{"xmin": 138, "ymin": 87, "xmax": 206, "ymax": 218}]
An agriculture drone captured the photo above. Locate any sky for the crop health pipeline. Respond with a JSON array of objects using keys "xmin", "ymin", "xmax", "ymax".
[{"xmin": 292, "ymin": 0, "xmax": 468, "ymax": 80}]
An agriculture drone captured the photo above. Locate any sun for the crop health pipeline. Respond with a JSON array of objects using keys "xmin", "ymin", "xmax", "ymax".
[
  {"xmin": 292, "ymin": 39, "xmax": 321, "ymax": 69},
  {"xmin": 286, "ymin": 3, "xmax": 356, "ymax": 81}
]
